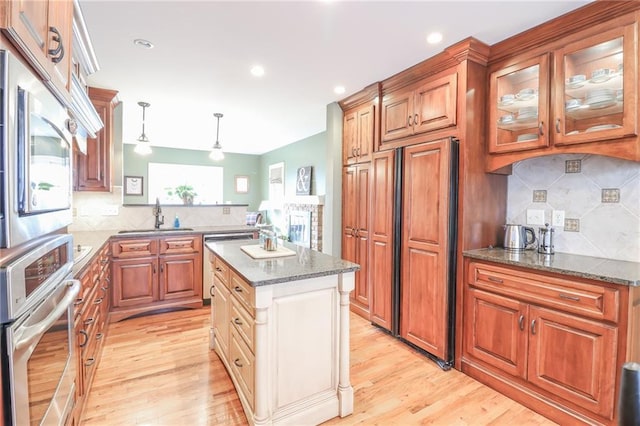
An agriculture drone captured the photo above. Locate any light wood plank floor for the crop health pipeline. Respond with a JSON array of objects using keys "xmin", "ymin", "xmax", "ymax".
[{"xmin": 81, "ymin": 307, "xmax": 556, "ymax": 425}]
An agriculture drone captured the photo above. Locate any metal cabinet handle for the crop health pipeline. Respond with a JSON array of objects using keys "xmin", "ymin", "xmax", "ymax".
[
  {"xmin": 153, "ymin": 264, "xmax": 156, "ymax": 274},
  {"xmin": 104, "ymin": 277, "xmax": 110, "ymax": 284},
  {"xmin": 487, "ymin": 276, "xmax": 503, "ymax": 284},
  {"xmin": 530, "ymin": 319, "xmax": 537, "ymax": 335},
  {"xmin": 555, "ymin": 118, "xmax": 561, "ymax": 133},
  {"xmin": 74, "ymin": 297, "xmax": 84, "ymax": 306},
  {"xmin": 559, "ymin": 293, "xmax": 580, "ymax": 302},
  {"xmin": 79, "ymin": 330, "xmax": 89, "ymax": 347},
  {"xmin": 96, "ymin": 333, "xmax": 103, "ymax": 341},
  {"xmin": 407, "ymin": 115, "xmax": 412, "ymax": 126},
  {"xmin": 84, "ymin": 317, "xmax": 95, "ymax": 326},
  {"xmin": 101, "ymin": 259, "xmax": 109, "ymax": 265},
  {"xmin": 518, "ymin": 314, "xmax": 524, "ymax": 331},
  {"xmin": 210, "ymin": 286, "xmax": 215, "ymax": 297},
  {"xmin": 234, "ymin": 358, "xmax": 243, "ymax": 368},
  {"xmin": 352, "ymin": 147, "xmax": 356, "ymax": 156},
  {"xmin": 234, "ymin": 286, "xmax": 243, "ymax": 293},
  {"xmin": 414, "ymin": 114, "xmax": 418, "ymax": 126},
  {"xmin": 94, "ymin": 297, "xmax": 103, "ymax": 305},
  {"xmin": 85, "ymin": 357, "xmax": 96, "ymax": 367},
  {"xmin": 160, "ymin": 264, "xmax": 164, "ymax": 273},
  {"xmin": 48, "ymin": 26, "xmax": 64, "ymax": 63},
  {"xmin": 538, "ymin": 122, "xmax": 544, "ymax": 136},
  {"xmin": 354, "ymin": 228, "xmax": 360, "ymax": 238},
  {"xmin": 233, "ymin": 318, "xmax": 243, "ymax": 326}
]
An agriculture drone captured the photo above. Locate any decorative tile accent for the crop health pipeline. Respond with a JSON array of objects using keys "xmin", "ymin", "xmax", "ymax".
[
  {"xmin": 564, "ymin": 218, "xmax": 580, "ymax": 232},
  {"xmin": 532, "ymin": 190, "xmax": 547, "ymax": 203},
  {"xmin": 601, "ymin": 188, "xmax": 620, "ymax": 203},
  {"xmin": 565, "ymin": 159, "xmax": 581, "ymax": 173}
]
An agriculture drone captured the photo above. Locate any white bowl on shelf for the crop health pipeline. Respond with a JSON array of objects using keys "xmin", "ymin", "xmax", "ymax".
[
  {"xmin": 516, "ymin": 88, "xmax": 537, "ymax": 101},
  {"xmin": 565, "ymin": 98, "xmax": 583, "ymax": 111},
  {"xmin": 499, "ymin": 94, "xmax": 515, "ymax": 106},
  {"xmin": 566, "ymin": 74, "xmax": 586, "ymax": 89},
  {"xmin": 498, "ymin": 114, "xmax": 515, "ymax": 125}
]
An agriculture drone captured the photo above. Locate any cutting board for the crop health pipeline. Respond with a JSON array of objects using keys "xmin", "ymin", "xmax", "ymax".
[{"xmin": 241, "ymin": 244, "xmax": 297, "ymax": 259}]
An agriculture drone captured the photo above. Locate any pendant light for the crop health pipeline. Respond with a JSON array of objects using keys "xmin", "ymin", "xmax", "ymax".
[
  {"xmin": 134, "ymin": 101, "xmax": 152, "ymax": 155},
  {"xmin": 209, "ymin": 112, "xmax": 225, "ymax": 161}
]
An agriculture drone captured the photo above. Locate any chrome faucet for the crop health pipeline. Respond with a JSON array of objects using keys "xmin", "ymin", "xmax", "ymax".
[{"xmin": 153, "ymin": 197, "xmax": 164, "ymax": 229}]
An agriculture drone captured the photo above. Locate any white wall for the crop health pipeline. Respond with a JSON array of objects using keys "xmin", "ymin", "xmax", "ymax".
[
  {"xmin": 506, "ymin": 154, "xmax": 640, "ymax": 262},
  {"xmin": 69, "ymin": 186, "xmax": 247, "ymax": 232}
]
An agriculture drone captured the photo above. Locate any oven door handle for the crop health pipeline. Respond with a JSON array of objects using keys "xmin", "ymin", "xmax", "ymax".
[{"xmin": 14, "ymin": 280, "xmax": 80, "ymax": 351}]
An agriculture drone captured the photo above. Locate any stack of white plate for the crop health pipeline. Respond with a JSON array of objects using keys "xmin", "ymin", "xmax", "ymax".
[
  {"xmin": 517, "ymin": 106, "xmax": 538, "ymax": 120},
  {"xmin": 517, "ymin": 133, "xmax": 538, "ymax": 142},
  {"xmin": 586, "ymin": 88, "xmax": 615, "ymax": 109}
]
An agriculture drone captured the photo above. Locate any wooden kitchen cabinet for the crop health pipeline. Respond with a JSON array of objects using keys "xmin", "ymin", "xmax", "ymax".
[
  {"xmin": 343, "ymin": 104, "xmax": 374, "ymax": 165},
  {"xmin": 110, "ymin": 234, "xmax": 202, "ymax": 322},
  {"xmin": 381, "ymin": 71, "xmax": 457, "ymax": 144},
  {"xmin": 486, "ymin": 8, "xmax": 640, "ymax": 171},
  {"xmin": 74, "ymin": 87, "xmax": 118, "ymax": 192},
  {"xmin": 2, "ymin": 0, "xmax": 73, "ymax": 102},
  {"xmin": 368, "ymin": 150, "xmax": 395, "ymax": 330},
  {"xmin": 462, "ymin": 258, "xmax": 634, "ymax": 425},
  {"xmin": 342, "ymin": 162, "xmax": 371, "ymax": 318},
  {"xmin": 71, "ymin": 242, "xmax": 111, "ymax": 424}
]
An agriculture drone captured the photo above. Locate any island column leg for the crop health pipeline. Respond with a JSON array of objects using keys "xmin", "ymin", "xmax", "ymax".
[
  {"xmin": 253, "ymin": 305, "xmax": 269, "ymax": 425},
  {"xmin": 338, "ymin": 272, "xmax": 355, "ymax": 416}
]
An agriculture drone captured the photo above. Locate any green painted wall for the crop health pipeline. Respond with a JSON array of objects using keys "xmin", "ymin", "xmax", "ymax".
[
  {"xmin": 122, "ymin": 144, "xmax": 262, "ymax": 209},
  {"xmin": 258, "ymin": 131, "xmax": 327, "ymax": 198}
]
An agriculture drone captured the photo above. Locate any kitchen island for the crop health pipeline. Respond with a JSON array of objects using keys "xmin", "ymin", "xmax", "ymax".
[{"xmin": 205, "ymin": 240, "xmax": 359, "ymax": 425}]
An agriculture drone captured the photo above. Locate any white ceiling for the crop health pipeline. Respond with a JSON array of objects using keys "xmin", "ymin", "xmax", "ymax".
[{"xmin": 80, "ymin": 0, "xmax": 591, "ymax": 156}]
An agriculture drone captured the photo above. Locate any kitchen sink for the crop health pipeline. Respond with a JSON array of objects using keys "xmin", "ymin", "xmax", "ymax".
[{"xmin": 117, "ymin": 228, "xmax": 194, "ymax": 234}]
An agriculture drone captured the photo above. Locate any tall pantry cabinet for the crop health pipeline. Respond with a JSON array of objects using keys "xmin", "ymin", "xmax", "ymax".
[
  {"xmin": 341, "ymin": 38, "xmax": 508, "ymax": 366},
  {"xmin": 340, "ymin": 83, "xmax": 379, "ymax": 318}
]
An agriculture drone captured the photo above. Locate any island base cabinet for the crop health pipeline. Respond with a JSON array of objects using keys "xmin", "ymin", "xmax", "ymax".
[{"xmin": 210, "ymin": 253, "xmax": 355, "ymax": 425}]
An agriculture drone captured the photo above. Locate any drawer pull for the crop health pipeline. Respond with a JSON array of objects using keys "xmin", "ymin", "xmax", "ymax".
[
  {"xmin": 84, "ymin": 317, "xmax": 95, "ymax": 326},
  {"xmin": 79, "ymin": 330, "xmax": 89, "ymax": 347},
  {"xmin": 85, "ymin": 357, "xmax": 96, "ymax": 367},
  {"xmin": 74, "ymin": 297, "xmax": 84, "ymax": 306},
  {"xmin": 233, "ymin": 318, "xmax": 243, "ymax": 326},
  {"xmin": 234, "ymin": 358, "xmax": 243, "ymax": 368},
  {"xmin": 215, "ymin": 267, "xmax": 222, "ymax": 272},
  {"xmin": 234, "ymin": 286, "xmax": 243, "ymax": 293},
  {"xmin": 101, "ymin": 259, "xmax": 109, "ymax": 265},
  {"xmin": 210, "ymin": 286, "xmax": 215, "ymax": 297},
  {"xmin": 518, "ymin": 314, "xmax": 524, "ymax": 331},
  {"xmin": 487, "ymin": 276, "xmax": 503, "ymax": 284},
  {"xmin": 559, "ymin": 293, "xmax": 580, "ymax": 302},
  {"xmin": 530, "ymin": 319, "xmax": 537, "ymax": 335},
  {"xmin": 94, "ymin": 297, "xmax": 103, "ymax": 305},
  {"xmin": 96, "ymin": 333, "xmax": 104, "ymax": 340}
]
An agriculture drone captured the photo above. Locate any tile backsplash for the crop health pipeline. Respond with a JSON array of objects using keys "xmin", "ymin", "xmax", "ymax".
[
  {"xmin": 69, "ymin": 186, "xmax": 247, "ymax": 232},
  {"xmin": 506, "ymin": 154, "xmax": 640, "ymax": 262}
]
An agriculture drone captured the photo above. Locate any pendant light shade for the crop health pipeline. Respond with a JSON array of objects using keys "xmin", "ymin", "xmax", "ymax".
[
  {"xmin": 210, "ymin": 112, "xmax": 225, "ymax": 161},
  {"xmin": 134, "ymin": 101, "xmax": 152, "ymax": 155}
]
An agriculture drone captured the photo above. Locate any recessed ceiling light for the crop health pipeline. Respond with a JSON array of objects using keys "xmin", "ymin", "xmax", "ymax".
[
  {"xmin": 133, "ymin": 38, "xmax": 154, "ymax": 49},
  {"xmin": 250, "ymin": 65, "xmax": 265, "ymax": 77},
  {"xmin": 334, "ymin": 86, "xmax": 346, "ymax": 95},
  {"xmin": 427, "ymin": 32, "xmax": 443, "ymax": 45}
]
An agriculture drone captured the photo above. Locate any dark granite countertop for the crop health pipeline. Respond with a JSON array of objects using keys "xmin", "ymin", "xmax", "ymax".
[
  {"xmin": 205, "ymin": 240, "xmax": 360, "ymax": 287},
  {"xmin": 464, "ymin": 248, "xmax": 640, "ymax": 287},
  {"xmin": 70, "ymin": 225, "xmax": 257, "ymax": 276}
]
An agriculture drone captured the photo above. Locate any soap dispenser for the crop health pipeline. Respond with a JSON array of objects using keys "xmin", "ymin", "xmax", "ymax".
[{"xmin": 174, "ymin": 214, "xmax": 180, "ymax": 228}]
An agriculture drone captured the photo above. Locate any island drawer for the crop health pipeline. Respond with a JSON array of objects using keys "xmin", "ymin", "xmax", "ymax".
[
  {"xmin": 230, "ymin": 271, "xmax": 254, "ymax": 314},
  {"xmin": 468, "ymin": 261, "xmax": 620, "ymax": 323},
  {"xmin": 230, "ymin": 329, "xmax": 255, "ymax": 411},
  {"xmin": 213, "ymin": 256, "xmax": 230, "ymax": 287},
  {"xmin": 231, "ymin": 297, "xmax": 255, "ymax": 351}
]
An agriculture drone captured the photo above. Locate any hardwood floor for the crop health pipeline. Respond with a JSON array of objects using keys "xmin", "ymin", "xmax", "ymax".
[{"xmin": 81, "ymin": 307, "xmax": 556, "ymax": 425}]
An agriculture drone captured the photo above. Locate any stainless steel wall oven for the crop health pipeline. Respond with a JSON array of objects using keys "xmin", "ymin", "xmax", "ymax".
[
  {"xmin": 0, "ymin": 50, "xmax": 75, "ymax": 248},
  {"xmin": 1, "ymin": 234, "xmax": 79, "ymax": 425}
]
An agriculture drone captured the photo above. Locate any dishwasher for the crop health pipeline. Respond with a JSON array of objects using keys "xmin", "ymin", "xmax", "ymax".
[{"xmin": 202, "ymin": 231, "xmax": 256, "ymax": 304}]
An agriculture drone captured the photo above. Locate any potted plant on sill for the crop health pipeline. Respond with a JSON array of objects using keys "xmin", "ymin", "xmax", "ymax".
[{"xmin": 167, "ymin": 185, "xmax": 197, "ymax": 205}]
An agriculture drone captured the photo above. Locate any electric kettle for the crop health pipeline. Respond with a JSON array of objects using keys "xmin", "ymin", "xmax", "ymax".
[{"xmin": 504, "ymin": 224, "xmax": 536, "ymax": 251}]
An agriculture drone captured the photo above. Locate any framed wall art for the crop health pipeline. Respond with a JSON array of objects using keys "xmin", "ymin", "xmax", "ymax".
[{"xmin": 124, "ymin": 176, "xmax": 144, "ymax": 196}]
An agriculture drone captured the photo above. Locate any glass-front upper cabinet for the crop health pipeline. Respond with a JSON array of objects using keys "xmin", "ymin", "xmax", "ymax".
[
  {"xmin": 488, "ymin": 54, "xmax": 550, "ymax": 153},
  {"xmin": 553, "ymin": 24, "xmax": 637, "ymax": 145}
]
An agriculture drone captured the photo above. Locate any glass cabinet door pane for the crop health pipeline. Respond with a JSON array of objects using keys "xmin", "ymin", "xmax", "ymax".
[{"xmin": 562, "ymin": 37, "xmax": 624, "ymax": 136}]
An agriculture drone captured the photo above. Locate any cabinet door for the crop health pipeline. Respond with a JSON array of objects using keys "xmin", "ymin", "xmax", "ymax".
[
  {"xmin": 356, "ymin": 105, "xmax": 375, "ymax": 163},
  {"xmin": 353, "ymin": 163, "xmax": 371, "ymax": 312},
  {"xmin": 528, "ymin": 306, "xmax": 618, "ymax": 419},
  {"xmin": 464, "ymin": 288, "xmax": 528, "ymax": 379},
  {"xmin": 46, "ymin": 0, "xmax": 72, "ymax": 92},
  {"xmin": 488, "ymin": 54, "xmax": 550, "ymax": 153},
  {"xmin": 370, "ymin": 150, "xmax": 395, "ymax": 330},
  {"xmin": 413, "ymin": 73, "xmax": 457, "ymax": 135},
  {"xmin": 400, "ymin": 139, "xmax": 453, "ymax": 360},
  {"xmin": 159, "ymin": 254, "xmax": 200, "ymax": 301},
  {"xmin": 381, "ymin": 88, "xmax": 414, "ymax": 142},
  {"xmin": 553, "ymin": 23, "xmax": 637, "ymax": 146},
  {"xmin": 213, "ymin": 276, "xmax": 231, "ymax": 362},
  {"xmin": 6, "ymin": 1, "xmax": 49, "ymax": 71},
  {"xmin": 343, "ymin": 110, "xmax": 358, "ymax": 165},
  {"xmin": 111, "ymin": 258, "xmax": 157, "ymax": 308}
]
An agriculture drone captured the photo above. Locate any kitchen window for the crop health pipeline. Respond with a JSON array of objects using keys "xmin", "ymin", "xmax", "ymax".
[{"xmin": 147, "ymin": 163, "xmax": 223, "ymax": 204}]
